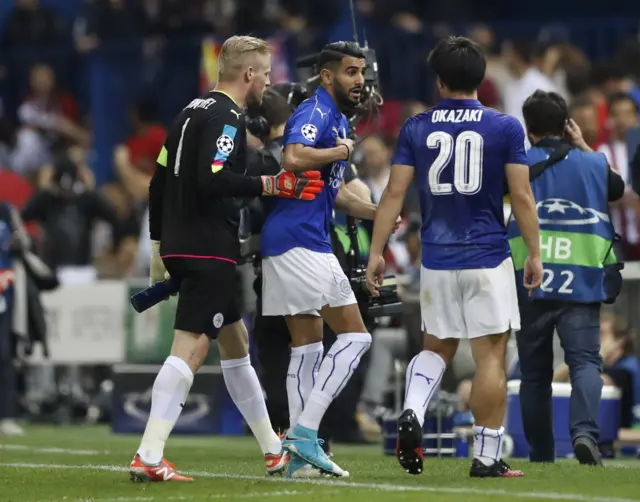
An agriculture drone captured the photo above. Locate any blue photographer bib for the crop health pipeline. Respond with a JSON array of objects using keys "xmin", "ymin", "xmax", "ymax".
[{"xmin": 507, "ymin": 146, "xmax": 616, "ymax": 303}]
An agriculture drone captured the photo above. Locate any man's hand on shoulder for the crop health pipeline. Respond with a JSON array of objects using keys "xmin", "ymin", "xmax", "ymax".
[
  {"xmin": 260, "ymin": 170, "xmax": 325, "ymax": 200},
  {"xmin": 336, "ymin": 137, "xmax": 355, "ymax": 161}
]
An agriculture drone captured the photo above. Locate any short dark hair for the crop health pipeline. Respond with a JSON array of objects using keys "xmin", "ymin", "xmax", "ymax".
[
  {"xmin": 522, "ymin": 90, "xmax": 569, "ymax": 137},
  {"xmin": 258, "ymin": 88, "xmax": 293, "ymax": 128},
  {"xmin": 608, "ymin": 92, "xmax": 640, "ymax": 114},
  {"xmin": 317, "ymin": 41, "xmax": 365, "ymax": 71},
  {"xmin": 428, "ymin": 36, "xmax": 486, "ymax": 93}
]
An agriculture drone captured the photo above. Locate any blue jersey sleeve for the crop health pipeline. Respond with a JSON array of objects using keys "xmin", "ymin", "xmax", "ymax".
[
  {"xmin": 503, "ymin": 116, "xmax": 528, "ymax": 165},
  {"xmin": 392, "ymin": 119, "xmax": 416, "ymax": 167},
  {"xmin": 284, "ymin": 96, "xmax": 329, "ymax": 147}
]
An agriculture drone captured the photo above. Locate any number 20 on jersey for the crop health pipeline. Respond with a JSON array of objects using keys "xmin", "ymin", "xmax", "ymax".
[{"xmin": 427, "ymin": 131, "xmax": 483, "ymax": 195}]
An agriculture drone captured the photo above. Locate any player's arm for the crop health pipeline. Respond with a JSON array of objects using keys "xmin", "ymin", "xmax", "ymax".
[
  {"xmin": 344, "ymin": 163, "xmax": 372, "ymax": 201},
  {"xmin": 283, "ymin": 143, "xmax": 351, "ymax": 173},
  {"xmin": 506, "ymin": 162, "xmax": 540, "ymax": 257},
  {"xmin": 197, "ymin": 110, "xmax": 324, "ymax": 200},
  {"xmin": 370, "ymin": 163, "xmax": 414, "ymax": 257},
  {"xmin": 149, "ymin": 146, "xmax": 167, "ymax": 242},
  {"xmin": 369, "ymin": 120, "xmax": 416, "ymax": 259},
  {"xmin": 505, "ymin": 118, "xmax": 541, "ymax": 259},
  {"xmin": 281, "ymin": 102, "xmax": 351, "ymax": 173},
  {"xmin": 148, "ymin": 149, "xmax": 168, "ymax": 284},
  {"xmin": 334, "ymin": 182, "xmax": 377, "ymax": 220},
  {"xmin": 608, "ymin": 166, "xmax": 625, "ymax": 202},
  {"xmin": 196, "ymin": 110, "xmax": 264, "ymax": 198}
]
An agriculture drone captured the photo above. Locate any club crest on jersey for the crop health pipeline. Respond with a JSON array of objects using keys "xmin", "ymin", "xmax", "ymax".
[
  {"xmin": 212, "ymin": 124, "xmax": 238, "ymax": 170},
  {"xmin": 301, "ymin": 123, "xmax": 318, "ymax": 142},
  {"xmin": 213, "ymin": 313, "xmax": 224, "ymax": 328},
  {"xmin": 340, "ymin": 279, "xmax": 352, "ymax": 294}
]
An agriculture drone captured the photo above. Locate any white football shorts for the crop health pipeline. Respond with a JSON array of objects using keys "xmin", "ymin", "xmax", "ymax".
[
  {"xmin": 262, "ymin": 247, "xmax": 357, "ymax": 316},
  {"xmin": 420, "ymin": 257, "xmax": 520, "ymax": 339}
]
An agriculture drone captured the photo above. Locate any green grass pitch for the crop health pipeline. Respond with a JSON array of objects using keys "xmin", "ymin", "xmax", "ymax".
[{"xmin": 0, "ymin": 426, "xmax": 639, "ymax": 502}]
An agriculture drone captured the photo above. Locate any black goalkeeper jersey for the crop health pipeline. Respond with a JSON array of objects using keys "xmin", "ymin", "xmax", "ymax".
[{"xmin": 149, "ymin": 90, "xmax": 263, "ymax": 263}]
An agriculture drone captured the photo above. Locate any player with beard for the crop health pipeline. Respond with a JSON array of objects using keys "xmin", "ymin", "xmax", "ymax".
[
  {"xmin": 129, "ymin": 36, "xmax": 324, "ymax": 483},
  {"xmin": 260, "ymin": 42, "xmax": 396, "ymax": 477}
]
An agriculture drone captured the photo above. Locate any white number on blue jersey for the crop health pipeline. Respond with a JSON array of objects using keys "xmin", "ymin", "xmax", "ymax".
[{"xmin": 427, "ymin": 131, "xmax": 483, "ymax": 195}]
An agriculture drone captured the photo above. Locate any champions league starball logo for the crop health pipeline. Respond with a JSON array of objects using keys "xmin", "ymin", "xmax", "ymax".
[{"xmin": 535, "ymin": 198, "xmax": 610, "ymax": 226}]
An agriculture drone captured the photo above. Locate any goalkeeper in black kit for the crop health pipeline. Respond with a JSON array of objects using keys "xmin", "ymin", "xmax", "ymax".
[{"xmin": 129, "ymin": 35, "xmax": 324, "ymax": 483}]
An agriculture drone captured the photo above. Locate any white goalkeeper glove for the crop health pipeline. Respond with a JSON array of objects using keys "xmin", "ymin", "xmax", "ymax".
[{"xmin": 150, "ymin": 240, "xmax": 170, "ymax": 286}]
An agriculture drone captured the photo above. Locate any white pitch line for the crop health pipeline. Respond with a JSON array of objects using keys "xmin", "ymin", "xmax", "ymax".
[
  {"xmin": 52, "ymin": 489, "xmax": 326, "ymax": 502},
  {"xmin": 0, "ymin": 444, "xmax": 108, "ymax": 455},
  {"xmin": 1, "ymin": 462, "xmax": 638, "ymax": 502}
]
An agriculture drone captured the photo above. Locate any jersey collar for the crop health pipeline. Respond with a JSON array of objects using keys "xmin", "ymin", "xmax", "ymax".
[
  {"xmin": 315, "ymin": 86, "xmax": 339, "ymax": 114},
  {"xmin": 212, "ymin": 90, "xmax": 239, "ymax": 108},
  {"xmin": 438, "ymin": 98, "xmax": 481, "ymax": 108}
]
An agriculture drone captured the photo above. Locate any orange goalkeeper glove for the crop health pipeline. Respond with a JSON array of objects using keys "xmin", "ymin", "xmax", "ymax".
[{"xmin": 261, "ymin": 170, "xmax": 324, "ymax": 200}]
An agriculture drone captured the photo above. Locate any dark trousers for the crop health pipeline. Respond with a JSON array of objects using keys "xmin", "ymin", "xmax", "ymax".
[
  {"xmin": 0, "ymin": 307, "xmax": 16, "ymax": 420},
  {"xmin": 516, "ymin": 300, "xmax": 602, "ymax": 462}
]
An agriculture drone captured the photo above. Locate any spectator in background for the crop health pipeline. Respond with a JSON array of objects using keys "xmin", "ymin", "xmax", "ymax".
[
  {"xmin": 588, "ymin": 62, "xmax": 618, "ymax": 146},
  {"xmin": 469, "ymin": 24, "xmax": 510, "ymax": 105},
  {"xmin": 540, "ymin": 43, "xmax": 590, "ymax": 103},
  {"xmin": 598, "ymin": 93, "xmax": 640, "ymax": 260},
  {"xmin": 202, "ymin": 0, "xmax": 238, "ymax": 38},
  {"xmin": 13, "ymin": 64, "xmax": 89, "ymax": 183},
  {"xmin": 74, "ymin": 0, "xmax": 148, "ymax": 52},
  {"xmin": 113, "ymin": 100, "xmax": 166, "ymax": 204},
  {"xmin": 0, "ymin": 118, "xmax": 18, "ymax": 172},
  {"xmin": 360, "ymin": 134, "xmax": 391, "ymax": 204},
  {"xmin": 21, "ymin": 148, "xmax": 119, "ymax": 273},
  {"xmin": 0, "ymin": 0, "xmax": 68, "ymax": 50},
  {"xmin": 502, "ymin": 38, "xmax": 557, "ymax": 127},
  {"xmin": 615, "ymin": 40, "xmax": 640, "ymax": 109},
  {"xmin": 143, "ymin": 0, "xmax": 205, "ymax": 37},
  {"xmin": 93, "ymin": 182, "xmax": 141, "ymax": 278},
  {"xmin": 467, "ymin": 25, "xmax": 503, "ymax": 110},
  {"xmin": 570, "ymin": 95, "xmax": 600, "ymax": 150}
]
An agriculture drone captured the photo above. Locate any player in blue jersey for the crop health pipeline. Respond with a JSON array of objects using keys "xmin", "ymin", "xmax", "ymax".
[
  {"xmin": 261, "ymin": 42, "xmax": 388, "ymax": 478},
  {"xmin": 366, "ymin": 37, "xmax": 543, "ymax": 478}
]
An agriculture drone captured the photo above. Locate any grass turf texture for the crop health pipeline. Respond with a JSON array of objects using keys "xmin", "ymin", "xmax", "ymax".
[{"xmin": 0, "ymin": 426, "xmax": 639, "ymax": 502}]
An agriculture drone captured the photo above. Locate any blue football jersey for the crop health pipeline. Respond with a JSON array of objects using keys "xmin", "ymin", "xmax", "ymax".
[
  {"xmin": 261, "ymin": 87, "xmax": 349, "ymax": 257},
  {"xmin": 393, "ymin": 98, "xmax": 527, "ymax": 270}
]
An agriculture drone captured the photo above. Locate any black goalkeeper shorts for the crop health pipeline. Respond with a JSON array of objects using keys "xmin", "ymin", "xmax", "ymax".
[{"xmin": 163, "ymin": 257, "xmax": 242, "ymax": 338}]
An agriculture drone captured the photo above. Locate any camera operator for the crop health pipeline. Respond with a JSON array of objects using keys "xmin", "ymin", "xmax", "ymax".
[
  {"xmin": 246, "ymin": 85, "xmax": 375, "ymax": 447},
  {"xmin": 507, "ymin": 90, "xmax": 625, "ymax": 466}
]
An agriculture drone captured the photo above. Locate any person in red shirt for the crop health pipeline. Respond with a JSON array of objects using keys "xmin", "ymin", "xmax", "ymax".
[{"xmin": 113, "ymin": 101, "xmax": 166, "ymax": 203}]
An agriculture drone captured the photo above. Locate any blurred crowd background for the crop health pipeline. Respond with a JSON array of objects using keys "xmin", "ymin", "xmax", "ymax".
[{"xmin": 1, "ymin": 0, "xmax": 640, "ymax": 449}]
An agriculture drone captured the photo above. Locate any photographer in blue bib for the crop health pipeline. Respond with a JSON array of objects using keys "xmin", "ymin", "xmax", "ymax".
[{"xmin": 507, "ymin": 90, "xmax": 625, "ymax": 465}]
